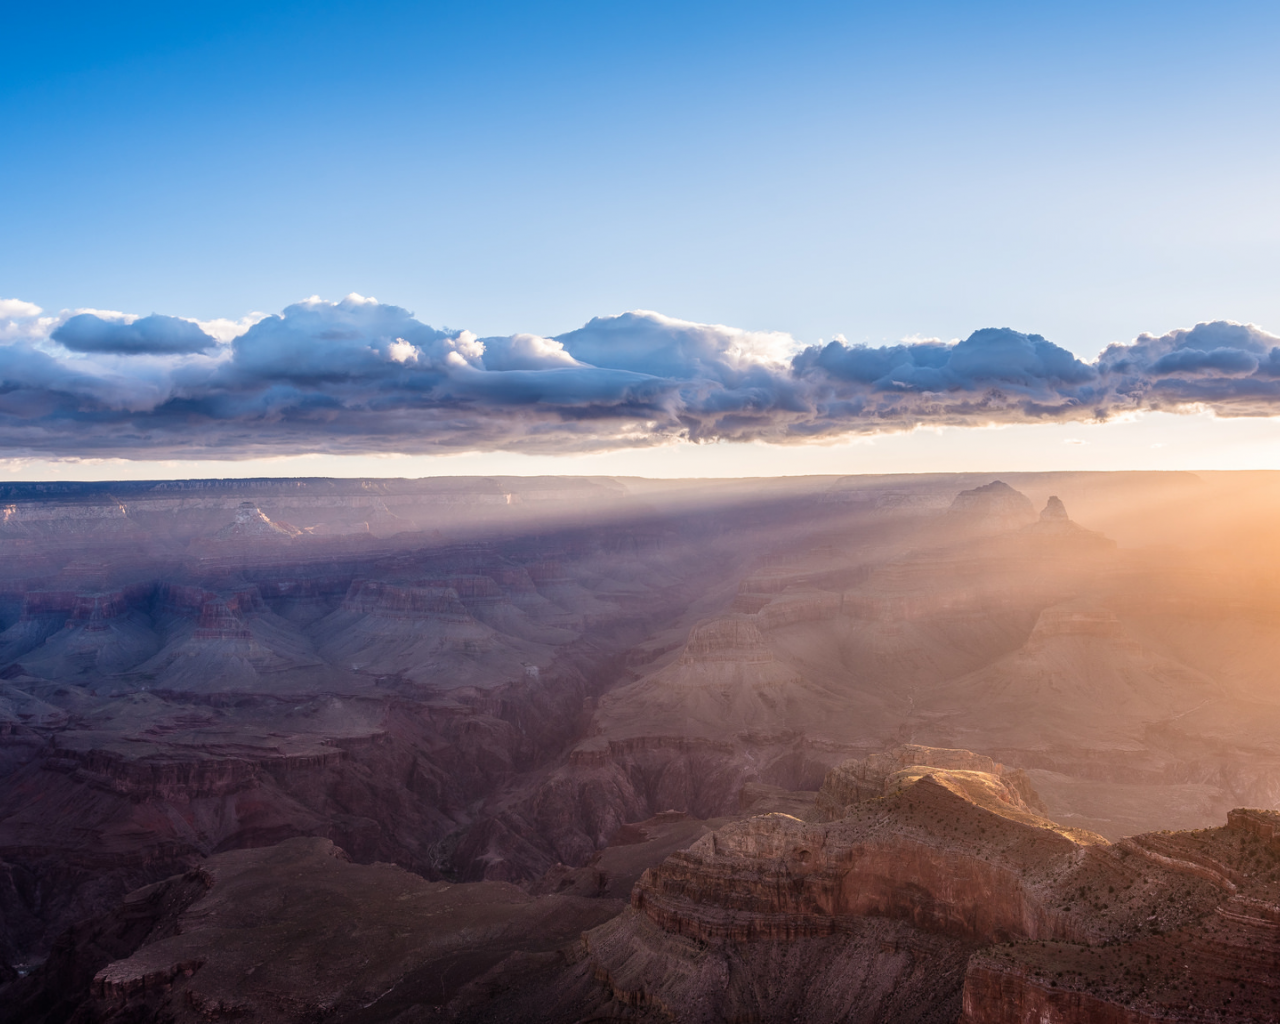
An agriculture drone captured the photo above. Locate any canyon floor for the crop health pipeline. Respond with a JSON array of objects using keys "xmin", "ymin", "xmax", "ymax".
[{"xmin": 2, "ymin": 471, "xmax": 1279, "ymax": 1022}]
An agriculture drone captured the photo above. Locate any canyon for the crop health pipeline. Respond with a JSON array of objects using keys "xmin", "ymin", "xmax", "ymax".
[{"xmin": 2, "ymin": 471, "xmax": 1280, "ymax": 1021}]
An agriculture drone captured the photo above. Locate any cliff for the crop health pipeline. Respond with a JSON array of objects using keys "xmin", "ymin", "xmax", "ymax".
[
  {"xmin": 947, "ymin": 481, "xmax": 1038, "ymax": 532},
  {"xmin": 816, "ymin": 744, "xmax": 1049, "ymax": 822},
  {"xmin": 960, "ymin": 808, "xmax": 1280, "ymax": 1022},
  {"xmin": 569, "ymin": 748, "xmax": 1278, "ymax": 1023}
]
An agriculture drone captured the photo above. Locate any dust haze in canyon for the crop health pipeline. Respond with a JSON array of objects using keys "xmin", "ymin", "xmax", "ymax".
[{"xmin": 2, "ymin": 470, "xmax": 1280, "ymax": 1022}]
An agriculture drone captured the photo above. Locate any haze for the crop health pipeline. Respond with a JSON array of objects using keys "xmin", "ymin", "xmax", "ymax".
[{"xmin": 0, "ymin": 473, "xmax": 1279, "ymax": 1021}]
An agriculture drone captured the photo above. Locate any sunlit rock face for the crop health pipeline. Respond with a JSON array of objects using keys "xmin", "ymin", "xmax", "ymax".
[
  {"xmin": 959, "ymin": 807, "xmax": 1280, "ymax": 1024},
  {"xmin": 571, "ymin": 751, "xmax": 1280, "ymax": 1024},
  {"xmin": 815, "ymin": 744, "xmax": 1048, "ymax": 822}
]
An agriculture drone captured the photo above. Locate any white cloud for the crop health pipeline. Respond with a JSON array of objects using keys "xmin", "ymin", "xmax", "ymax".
[
  {"xmin": 450, "ymin": 329, "xmax": 486, "ymax": 366},
  {"xmin": 193, "ymin": 313, "xmax": 268, "ymax": 344},
  {"xmin": 0, "ymin": 298, "xmax": 42, "ymax": 320},
  {"xmin": 480, "ymin": 332, "xmax": 582, "ymax": 371},
  {"xmin": 66, "ymin": 308, "xmax": 137, "ymax": 323},
  {"xmin": 388, "ymin": 338, "xmax": 420, "ymax": 364},
  {"xmin": 557, "ymin": 309, "xmax": 800, "ymax": 381},
  {"xmin": 0, "ymin": 298, "xmax": 58, "ymax": 345}
]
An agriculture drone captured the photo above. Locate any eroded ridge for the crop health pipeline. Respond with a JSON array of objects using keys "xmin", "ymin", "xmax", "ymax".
[{"xmin": 578, "ymin": 749, "xmax": 1280, "ymax": 1023}]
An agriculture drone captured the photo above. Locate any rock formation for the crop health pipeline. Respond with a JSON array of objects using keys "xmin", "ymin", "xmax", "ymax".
[
  {"xmin": 590, "ymin": 615, "xmax": 808, "ymax": 741},
  {"xmin": 1041, "ymin": 495, "xmax": 1069, "ymax": 520},
  {"xmin": 912, "ymin": 597, "xmax": 1223, "ymax": 756},
  {"xmin": 1023, "ymin": 494, "xmax": 1112, "ymax": 543},
  {"xmin": 212, "ymin": 502, "xmax": 301, "ymax": 541},
  {"xmin": 566, "ymin": 750, "xmax": 1279, "ymax": 1024},
  {"xmin": 815, "ymin": 744, "xmax": 1047, "ymax": 821},
  {"xmin": 959, "ymin": 807, "xmax": 1280, "ymax": 1023},
  {"xmin": 947, "ymin": 481, "xmax": 1038, "ymax": 531}
]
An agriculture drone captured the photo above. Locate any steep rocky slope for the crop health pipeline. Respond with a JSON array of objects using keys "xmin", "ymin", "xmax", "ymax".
[
  {"xmin": 960, "ymin": 807, "xmax": 1280, "ymax": 1023},
  {"xmin": 3, "ymin": 837, "xmax": 623, "ymax": 1024},
  {"xmin": 0, "ymin": 479, "xmax": 845, "ymax": 965},
  {"xmin": 553, "ymin": 748, "xmax": 1280, "ymax": 1023},
  {"xmin": 915, "ymin": 599, "xmax": 1223, "ymax": 752}
]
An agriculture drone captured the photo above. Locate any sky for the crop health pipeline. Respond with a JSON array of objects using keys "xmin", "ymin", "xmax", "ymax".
[{"xmin": 5, "ymin": 0, "xmax": 1280, "ymax": 479}]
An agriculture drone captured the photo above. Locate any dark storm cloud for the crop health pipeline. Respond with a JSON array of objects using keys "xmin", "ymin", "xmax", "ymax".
[
  {"xmin": 2, "ymin": 294, "xmax": 1280, "ymax": 458},
  {"xmin": 52, "ymin": 313, "xmax": 218, "ymax": 355}
]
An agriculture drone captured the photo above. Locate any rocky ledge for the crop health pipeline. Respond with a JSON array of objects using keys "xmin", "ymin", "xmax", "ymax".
[
  {"xmin": 575, "ymin": 748, "xmax": 1280, "ymax": 1023},
  {"xmin": 959, "ymin": 808, "xmax": 1280, "ymax": 1023}
]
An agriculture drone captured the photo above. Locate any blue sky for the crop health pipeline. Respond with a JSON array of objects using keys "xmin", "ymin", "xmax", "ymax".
[{"xmin": 4, "ymin": 1, "xmax": 1280, "ymax": 478}]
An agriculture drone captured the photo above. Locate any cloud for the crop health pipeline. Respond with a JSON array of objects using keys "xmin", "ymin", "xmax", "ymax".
[
  {"xmin": 0, "ymin": 298, "xmax": 56, "ymax": 344},
  {"xmin": 557, "ymin": 310, "xmax": 797, "ymax": 380},
  {"xmin": 193, "ymin": 312, "xmax": 268, "ymax": 344},
  {"xmin": 3, "ymin": 294, "xmax": 1280, "ymax": 458},
  {"xmin": 0, "ymin": 340, "xmax": 170, "ymax": 414},
  {"xmin": 1150, "ymin": 347, "xmax": 1259, "ymax": 376},
  {"xmin": 0, "ymin": 299, "xmax": 42, "ymax": 320},
  {"xmin": 53, "ymin": 313, "xmax": 218, "ymax": 355},
  {"xmin": 784, "ymin": 327, "xmax": 1108, "ymax": 436},
  {"xmin": 796, "ymin": 328, "xmax": 1096, "ymax": 392},
  {"xmin": 479, "ymin": 333, "xmax": 582, "ymax": 371},
  {"xmin": 222, "ymin": 294, "xmax": 473, "ymax": 382},
  {"xmin": 1091, "ymin": 321, "xmax": 1280, "ymax": 416}
]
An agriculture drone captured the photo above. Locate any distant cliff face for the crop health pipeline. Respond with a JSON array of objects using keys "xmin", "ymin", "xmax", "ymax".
[
  {"xmin": 948, "ymin": 480, "xmax": 1038, "ymax": 531},
  {"xmin": 678, "ymin": 616, "xmax": 775, "ymax": 664},
  {"xmin": 212, "ymin": 502, "xmax": 300, "ymax": 540}
]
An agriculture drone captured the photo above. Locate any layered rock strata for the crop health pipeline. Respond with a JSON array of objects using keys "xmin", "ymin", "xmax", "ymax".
[
  {"xmin": 570, "ymin": 755, "xmax": 1280, "ymax": 1023},
  {"xmin": 960, "ymin": 807, "xmax": 1280, "ymax": 1023},
  {"xmin": 816, "ymin": 744, "xmax": 1047, "ymax": 822}
]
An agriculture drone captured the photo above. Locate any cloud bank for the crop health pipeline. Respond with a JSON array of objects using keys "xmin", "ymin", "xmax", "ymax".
[
  {"xmin": 1, "ymin": 293, "xmax": 1279, "ymax": 458},
  {"xmin": 52, "ymin": 313, "xmax": 218, "ymax": 355}
]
